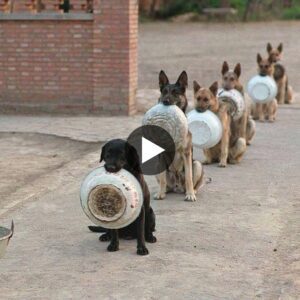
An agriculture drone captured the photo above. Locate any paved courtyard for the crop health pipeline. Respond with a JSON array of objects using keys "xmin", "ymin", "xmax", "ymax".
[{"xmin": 0, "ymin": 21, "xmax": 300, "ymax": 299}]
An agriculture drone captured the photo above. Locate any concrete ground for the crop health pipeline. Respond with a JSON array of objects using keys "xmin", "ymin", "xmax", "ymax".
[{"xmin": 1, "ymin": 21, "xmax": 300, "ymax": 299}]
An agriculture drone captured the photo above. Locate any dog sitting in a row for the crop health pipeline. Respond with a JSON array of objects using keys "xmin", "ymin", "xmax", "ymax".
[
  {"xmin": 252, "ymin": 54, "xmax": 278, "ymax": 122},
  {"xmin": 89, "ymin": 139, "xmax": 157, "ymax": 256},
  {"xmin": 193, "ymin": 62, "xmax": 255, "ymax": 167},
  {"xmin": 155, "ymin": 71, "xmax": 204, "ymax": 202},
  {"xmin": 267, "ymin": 43, "xmax": 293, "ymax": 105}
]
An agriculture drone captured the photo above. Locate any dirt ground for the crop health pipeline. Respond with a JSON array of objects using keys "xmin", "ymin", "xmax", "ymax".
[
  {"xmin": 138, "ymin": 21, "xmax": 300, "ymax": 90},
  {"xmin": 0, "ymin": 21, "xmax": 300, "ymax": 299},
  {"xmin": 0, "ymin": 133, "xmax": 100, "ymax": 213}
]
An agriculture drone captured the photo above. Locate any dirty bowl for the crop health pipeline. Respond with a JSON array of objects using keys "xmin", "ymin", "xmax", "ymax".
[
  {"xmin": 247, "ymin": 75, "xmax": 277, "ymax": 104},
  {"xmin": 187, "ymin": 110, "xmax": 222, "ymax": 149},
  {"xmin": 142, "ymin": 103, "xmax": 188, "ymax": 148},
  {"xmin": 0, "ymin": 221, "xmax": 14, "ymax": 259},
  {"xmin": 80, "ymin": 167, "xmax": 143, "ymax": 229},
  {"xmin": 217, "ymin": 88, "xmax": 245, "ymax": 120}
]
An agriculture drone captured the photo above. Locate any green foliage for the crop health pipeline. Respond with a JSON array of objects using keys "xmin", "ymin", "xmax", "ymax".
[
  {"xmin": 151, "ymin": 0, "xmax": 300, "ymax": 20},
  {"xmin": 282, "ymin": 6, "xmax": 300, "ymax": 19},
  {"xmin": 157, "ymin": 0, "xmax": 201, "ymax": 18}
]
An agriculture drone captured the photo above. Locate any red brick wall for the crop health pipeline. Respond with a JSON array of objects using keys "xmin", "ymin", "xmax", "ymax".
[
  {"xmin": 93, "ymin": 0, "xmax": 138, "ymax": 115},
  {"xmin": 0, "ymin": 20, "xmax": 94, "ymax": 113},
  {"xmin": 0, "ymin": 0, "xmax": 138, "ymax": 115}
]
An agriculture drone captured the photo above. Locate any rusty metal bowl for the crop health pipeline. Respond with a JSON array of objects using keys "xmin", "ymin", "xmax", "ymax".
[
  {"xmin": 142, "ymin": 103, "xmax": 188, "ymax": 149},
  {"xmin": 217, "ymin": 88, "xmax": 245, "ymax": 120},
  {"xmin": 80, "ymin": 167, "xmax": 143, "ymax": 229},
  {"xmin": 0, "ymin": 221, "xmax": 14, "ymax": 259}
]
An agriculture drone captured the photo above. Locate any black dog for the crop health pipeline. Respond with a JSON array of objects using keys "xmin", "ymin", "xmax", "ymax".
[{"xmin": 88, "ymin": 139, "xmax": 156, "ymax": 255}]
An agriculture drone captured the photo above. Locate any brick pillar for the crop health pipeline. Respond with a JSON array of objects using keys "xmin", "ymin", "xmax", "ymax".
[{"xmin": 93, "ymin": 0, "xmax": 138, "ymax": 115}]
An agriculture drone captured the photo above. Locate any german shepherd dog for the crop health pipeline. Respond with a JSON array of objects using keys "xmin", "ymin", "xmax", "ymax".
[
  {"xmin": 193, "ymin": 80, "xmax": 245, "ymax": 167},
  {"xmin": 155, "ymin": 71, "xmax": 204, "ymax": 201},
  {"xmin": 221, "ymin": 62, "xmax": 256, "ymax": 146},
  {"xmin": 194, "ymin": 62, "xmax": 254, "ymax": 167},
  {"xmin": 267, "ymin": 42, "xmax": 293, "ymax": 104},
  {"xmin": 88, "ymin": 139, "xmax": 156, "ymax": 256},
  {"xmin": 252, "ymin": 54, "xmax": 278, "ymax": 122}
]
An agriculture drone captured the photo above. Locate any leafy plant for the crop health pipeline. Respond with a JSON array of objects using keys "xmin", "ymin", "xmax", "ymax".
[{"xmin": 282, "ymin": 5, "xmax": 300, "ymax": 19}]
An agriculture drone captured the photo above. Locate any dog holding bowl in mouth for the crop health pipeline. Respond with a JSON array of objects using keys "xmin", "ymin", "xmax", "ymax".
[
  {"xmin": 191, "ymin": 80, "xmax": 246, "ymax": 167},
  {"xmin": 248, "ymin": 54, "xmax": 278, "ymax": 122},
  {"xmin": 81, "ymin": 139, "xmax": 156, "ymax": 256},
  {"xmin": 189, "ymin": 62, "xmax": 255, "ymax": 167}
]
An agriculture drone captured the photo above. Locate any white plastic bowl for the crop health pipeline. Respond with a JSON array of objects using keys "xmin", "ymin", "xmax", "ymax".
[
  {"xmin": 80, "ymin": 167, "xmax": 143, "ymax": 229},
  {"xmin": 247, "ymin": 75, "xmax": 278, "ymax": 104},
  {"xmin": 187, "ymin": 110, "xmax": 222, "ymax": 149},
  {"xmin": 142, "ymin": 103, "xmax": 188, "ymax": 148},
  {"xmin": 217, "ymin": 89, "xmax": 245, "ymax": 120},
  {"xmin": 0, "ymin": 221, "xmax": 14, "ymax": 259}
]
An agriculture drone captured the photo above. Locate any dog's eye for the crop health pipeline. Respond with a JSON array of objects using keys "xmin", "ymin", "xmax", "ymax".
[
  {"xmin": 197, "ymin": 97, "xmax": 201, "ymax": 102},
  {"xmin": 224, "ymin": 76, "xmax": 228, "ymax": 80},
  {"xmin": 230, "ymin": 77, "xmax": 234, "ymax": 81},
  {"xmin": 172, "ymin": 90, "xmax": 178, "ymax": 96},
  {"xmin": 204, "ymin": 98, "xmax": 209, "ymax": 103}
]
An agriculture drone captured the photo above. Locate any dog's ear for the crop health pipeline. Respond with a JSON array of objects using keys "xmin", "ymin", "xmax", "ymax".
[
  {"xmin": 257, "ymin": 53, "xmax": 262, "ymax": 64},
  {"xmin": 126, "ymin": 143, "xmax": 141, "ymax": 173},
  {"xmin": 222, "ymin": 61, "xmax": 229, "ymax": 75},
  {"xmin": 100, "ymin": 143, "xmax": 107, "ymax": 162},
  {"xmin": 209, "ymin": 81, "xmax": 218, "ymax": 96},
  {"xmin": 159, "ymin": 70, "xmax": 169, "ymax": 92},
  {"xmin": 193, "ymin": 80, "xmax": 201, "ymax": 93},
  {"xmin": 234, "ymin": 63, "xmax": 241, "ymax": 78},
  {"xmin": 267, "ymin": 42, "xmax": 272, "ymax": 54},
  {"xmin": 176, "ymin": 71, "xmax": 188, "ymax": 91},
  {"xmin": 277, "ymin": 43, "xmax": 283, "ymax": 53}
]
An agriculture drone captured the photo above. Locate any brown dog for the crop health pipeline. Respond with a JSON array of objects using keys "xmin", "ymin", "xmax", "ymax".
[
  {"xmin": 267, "ymin": 42, "xmax": 293, "ymax": 104},
  {"xmin": 193, "ymin": 79, "xmax": 246, "ymax": 167},
  {"xmin": 155, "ymin": 71, "xmax": 204, "ymax": 201},
  {"xmin": 252, "ymin": 54, "xmax": 278, "ymax": 122},
  {"xmin": 221, "ymin": 62, "xmax": 255, "ymax": 146}
]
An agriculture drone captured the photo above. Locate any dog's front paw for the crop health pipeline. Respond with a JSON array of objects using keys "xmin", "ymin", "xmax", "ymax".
[
  {"xmin": 184, "ymin": 193, "xmax": 196, "ymax": 202},
  {"xmin": 99, "ymin": 233, "xmax": 110, "ymax": 242},
  {"xmin": 107, "ymin": 243, "xmax": 119, "ymax": 252},
  {"xmin": 146, "ymin": 235, "xmax": 157, "ymax": 243},
  {"xmin": 137, "ymin": 246, "xmax": 149, "ymax": 256},
  {"xmin": 154, "ymin": 192, "xmax": 166, "ymax": 200},
  {"xmin": 218, "ymin": 162, "xmax": 227, "ymax": 168}
]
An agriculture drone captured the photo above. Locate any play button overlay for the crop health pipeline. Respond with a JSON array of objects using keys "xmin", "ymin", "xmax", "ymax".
[
  {"xmin": 127, "ymin": 125, "xmax": 175, "ymax": 176},
  {"xmin": 142, "ymin": 137, "xmax": 165, "ymax": 164}
]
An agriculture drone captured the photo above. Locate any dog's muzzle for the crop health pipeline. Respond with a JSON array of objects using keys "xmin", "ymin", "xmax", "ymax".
[
  {"xmin": 196, "ymin": 107, "xmax": 208, "ymax": 113},
  {"xmin": 104, "ymin": 164, "xmax": 120, "ymax": 173}
]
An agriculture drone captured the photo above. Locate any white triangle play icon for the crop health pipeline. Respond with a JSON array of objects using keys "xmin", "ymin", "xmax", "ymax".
[{"xmin": 142, "ymin": 137, "xmax": 165, "ymax": 164}]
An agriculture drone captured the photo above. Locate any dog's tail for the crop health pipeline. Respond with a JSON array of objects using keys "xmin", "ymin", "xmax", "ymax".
[{"xmin": 88, "ymin": 226, "xmax": 107, "ymax": 233}]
